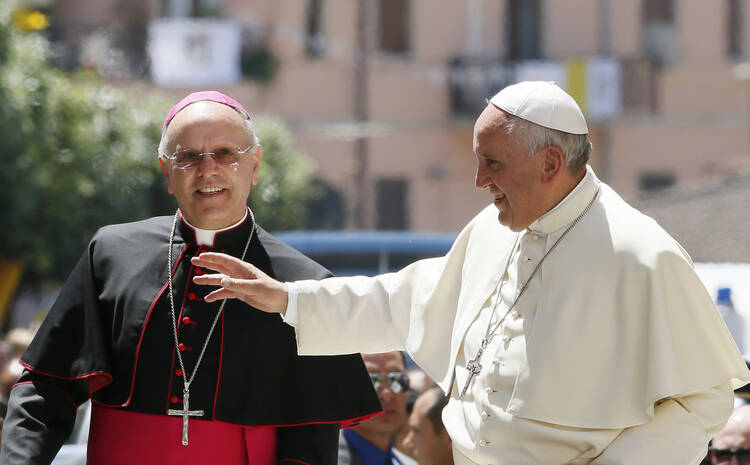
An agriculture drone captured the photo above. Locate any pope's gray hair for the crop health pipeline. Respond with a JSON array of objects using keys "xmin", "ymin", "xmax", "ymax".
[
  {"xmin": 157, "ymin": 107, "xmax": 260, "ymax": 159},
  {"xmin": 502, "ymin": 112, "xmax": 591, "ymax": 172}
]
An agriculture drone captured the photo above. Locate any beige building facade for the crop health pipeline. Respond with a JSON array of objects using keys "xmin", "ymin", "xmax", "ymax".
[{"xmin": 49, "ymin": 0, "xmax": 750, "ymax": 233}]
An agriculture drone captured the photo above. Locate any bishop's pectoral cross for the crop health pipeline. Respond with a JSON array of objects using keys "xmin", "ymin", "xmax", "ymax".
[
  {"xmin": 167, "ymin": 390, "xmax": 204, "ymax": 446},
  {"xmin": 459, "ymin": 338, "xmax": 488, "ymax": 399}
]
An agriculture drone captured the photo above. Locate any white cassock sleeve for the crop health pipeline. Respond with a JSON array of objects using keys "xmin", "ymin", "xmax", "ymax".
[
  {"xmin": 590, "ymin": 381, "xmax": 734, "ymax": 465},
  {"xmin": 282, "ymin": 283, "xmax": 300, "ymax": 327}
]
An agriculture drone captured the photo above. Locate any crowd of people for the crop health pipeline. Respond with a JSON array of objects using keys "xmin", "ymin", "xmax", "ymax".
[{"xmin": 336, "ymin": 351, "xmax": 454, "ymax": 465}]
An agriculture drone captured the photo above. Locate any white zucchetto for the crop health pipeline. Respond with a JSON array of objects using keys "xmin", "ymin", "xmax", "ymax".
[{"xmin": 489, "ymin": 81, "xmax": 589, "ymax": 135}]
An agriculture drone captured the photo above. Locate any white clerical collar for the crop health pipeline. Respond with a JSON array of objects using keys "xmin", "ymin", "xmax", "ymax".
[
  {"xmin": 527, "ymin": 165, "xmax": 600, "ymax": 235},
  {"xmin": 180, "ymin": 209, "xmax": 249, "ymax": 246}
]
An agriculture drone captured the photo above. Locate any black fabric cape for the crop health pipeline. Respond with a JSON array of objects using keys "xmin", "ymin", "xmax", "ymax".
[{"xmin": 1, "ymin": 214, "xmax": 381, "ymax": 464}]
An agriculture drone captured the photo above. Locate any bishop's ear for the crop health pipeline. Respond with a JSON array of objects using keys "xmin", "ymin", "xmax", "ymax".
[
  {"xmin": 158, "ymin": 157, "xmax": 175, "ymax": 195},
  {"xmin": 251, "ymin": 145, "xmax": 262, "ymax": 186},
  {"xmin": 540, "ymin": 145, "xmax": 564, "ymax": 183}
]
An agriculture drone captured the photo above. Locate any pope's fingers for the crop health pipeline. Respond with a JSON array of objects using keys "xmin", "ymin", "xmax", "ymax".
[
  {"xmin": 217, "ymin": 277, "xmax": 261, "ymax": 296},
  {"xmin": 204, "ymin": 287, "xmax": 237, "ymax": 303},
  {"xmin": 191, "ymin": 253, "xmax": 265, "ymax": 279},
  {"xmin": 191, "ymin": 253, "xmax": 245, "ymax": 276},
  {"xmin": 196, "ymin": 275, "xmax": 260, "ymax": 300},
  {"xmin": 192, "ymin": 274, "xmax": 227, "ymax": 286}
]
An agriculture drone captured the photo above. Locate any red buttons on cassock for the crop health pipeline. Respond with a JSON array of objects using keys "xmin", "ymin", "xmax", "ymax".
[
  {"xmin": 194, "ymin": 268, "xmax": 203, "ymax": 275},
  {"xmin": 188, "ymin": 292, "xmax": 199, "ymax": 301},
  {"xmin": 171, "ymin": 395, "xmax": 179, "ymax": 403},
  {"xmin": 175, "ymin": 369, "xmax": 183, "ymax": 376},
  {"xmin": 178, "ymin": 343, "xmax": 186, "ymax": 351},
  {"xmin": 182, "ymin": 316, "xmax": 192, "ymax": 325}
]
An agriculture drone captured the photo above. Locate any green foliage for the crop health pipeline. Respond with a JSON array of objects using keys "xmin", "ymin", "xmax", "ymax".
[
  {"xmin": 0, "ymin": 6, "xmax": 168, "ymax": 279},
  {"xmin": 251, "ymin": 117, "xmax": 319, "ymax": 231},
  {"xmin": 0, "ymin": 0, "xmax": 316, "ymax": 281},
  {"xmin": 240, "ymin": 47, "xmax": 279, "ymax": 84}
]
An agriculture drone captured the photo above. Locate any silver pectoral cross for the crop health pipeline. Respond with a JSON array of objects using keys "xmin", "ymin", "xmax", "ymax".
[
  {"xmin": 167, "ymin": 390, "xmax": 204, "ymax": 446},
  {"xmin": 459, "ymin": 338, "xmax": 487, "ymax": 400}
]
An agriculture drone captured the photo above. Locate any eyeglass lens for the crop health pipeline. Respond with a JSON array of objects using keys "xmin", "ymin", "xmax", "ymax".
[
  {"xmin": 369, "ymin": 372, "xmax": 409, "ymax": 393},
  {"xmin": 710, "ymin": 448, "xmax": 750, "ymax": 465},
  {"xmin": 174, "ymin": 147, "xmax": 242, "ymax": 167}
]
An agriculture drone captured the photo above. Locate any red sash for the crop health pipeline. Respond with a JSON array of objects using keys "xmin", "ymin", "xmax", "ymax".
[{"xmin": 87, "ymin": 405, "xmax": 277, "ymax": 465}]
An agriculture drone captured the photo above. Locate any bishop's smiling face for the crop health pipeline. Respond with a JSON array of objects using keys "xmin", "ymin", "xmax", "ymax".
[
  {"xmin": 473, "ymin": 105, "xmax": 547, "ymax": 232},
  {"xmin": 159, "ymin": 101, "xmax": 261, "ymax": 230}
]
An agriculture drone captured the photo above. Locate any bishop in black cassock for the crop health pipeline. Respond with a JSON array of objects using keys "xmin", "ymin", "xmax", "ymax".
[{"xmin": 0, "ymin": 91, "xmax": 381, "ymax": 465}]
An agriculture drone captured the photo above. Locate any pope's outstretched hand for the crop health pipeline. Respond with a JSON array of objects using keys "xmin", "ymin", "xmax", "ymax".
[{"xmin": 191, "ymin": 253, "xmax": 288, "ymax": 314}]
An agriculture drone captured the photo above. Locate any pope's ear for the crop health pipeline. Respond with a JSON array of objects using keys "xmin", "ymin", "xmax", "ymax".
[
  {"xmin": 540, "ymin": 145, "xmax": 564, "ymax": 183},
  {"xmin": 158, "ymin": 156, "xmax": 175, "ymax": 194}
]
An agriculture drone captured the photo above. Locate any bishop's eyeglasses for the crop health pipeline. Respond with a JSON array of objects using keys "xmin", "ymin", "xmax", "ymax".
[
  {"xmin": 708, "ymin": 446, "xmax": 750, "ymax": 465},
  {"xmin": 369, "ymin": 371, "xmax": 410, "ymax": 394},
  {"xmin": 163, "ymin": 144, "xmax": 255, "ymax": 170}
]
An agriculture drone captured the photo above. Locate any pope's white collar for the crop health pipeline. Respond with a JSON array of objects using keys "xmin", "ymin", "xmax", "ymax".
[
  {"xmin": 180, "ymin": 209, "xmax": 249, "ymax": 246},
  {"xmin": 527, "ymin": 165, "xmax": 599, "ymax": 235}
]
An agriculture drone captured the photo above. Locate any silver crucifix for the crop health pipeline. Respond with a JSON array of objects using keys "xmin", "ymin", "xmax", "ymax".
[
  {"xmin": 459, "ymin": 338, "xmax": 487, "ymax": 399},
  {"xmin": 167, "ymin": 390, "xmax": 204, "ymax": 446}
]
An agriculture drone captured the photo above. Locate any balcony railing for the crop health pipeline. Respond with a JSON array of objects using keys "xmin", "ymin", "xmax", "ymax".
[{"xmin": 448, "ymin": 56, "xmax": 659, "ymax": 120}]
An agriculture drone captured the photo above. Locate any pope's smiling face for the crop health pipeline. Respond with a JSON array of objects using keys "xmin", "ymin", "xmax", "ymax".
[
  {"xmin": 159, "ymin": 101, "xmax": 261, "ymax": 230},
  {"xmin": 473, "ymin": 105, "xmax": 547, "ymax": 232}
]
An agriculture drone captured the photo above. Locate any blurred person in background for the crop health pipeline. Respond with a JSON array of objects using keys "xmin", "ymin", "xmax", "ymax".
[
  {"xmin": 0, "ymin": 91, "xmax": 380, "ymax": 465},
  {"xmin": 339, "ymin": 351, "xmax": 413, "ymax": 465},
  {"xmin": 192, "ymin": 81, "xmax": 750, "ymax": 464},
  {"xmin": 0, "ymin": 328, "xmax": 35, "ymax": 454},
  {"xmin": 707, "ymin": 404, "xmax": 750, "ymax": 464},
  {"xmin": 406, "ymin": 387, "xmax": 453, "ymax": 465},
  {"xmin": 0, "ymin": 328, "xmax": 34, "ymax": 403},
  {"xmin": 395, "ymin": 367, "xmax": 436, "ymax": 460},
  {"xmin": 406, "ymin": 367, "xmax": 437, "ymax": 395},
  {"xmin": 4, "ymin": 328, "xmax": 34, "ymax": 360}
]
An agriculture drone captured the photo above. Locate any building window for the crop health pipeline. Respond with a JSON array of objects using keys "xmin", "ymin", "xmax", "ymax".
[
  {"xmin": 378, "ymin": 0, "xmax": 410, "ymax": 55},
  {"xmin": 728, "ymin": 0, "xmax": 743, "ymax": 59},
  {"xmin": 162, "ymin": 0, "xmax": 220, "ymax": 17},
  {"xmin": 305, "ymin": 179, "xmax": 345, "ymax": 230},
  {"xmin": 506, "ymin": 0, "xmax": 542, "ymax": 61},
  {"xmin": 642, "ymin": 0, "xmax": 674, "ymax": 23},
  {"xmin": 305, "ymin": 0, "xmax": 325, "ymax": 58},
  {"xmin": 376, "ymin": 179, "xmax": 409, "ymax": 230},
  {"xmin": 639, "ymin": 171, "xmax": 675, "ymax": 192},
  {"xmin": 640, "ymin": 0, "xmax": 679, "ymax": 67}
]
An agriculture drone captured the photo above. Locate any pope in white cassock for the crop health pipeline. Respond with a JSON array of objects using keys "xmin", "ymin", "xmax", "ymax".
[{"xmin": 192, "ymin": 81, "xmax": 750, "ymax": 464}]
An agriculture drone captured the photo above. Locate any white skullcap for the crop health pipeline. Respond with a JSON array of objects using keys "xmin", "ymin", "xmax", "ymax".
[{"xmin": 489, "ymin": 81, "xmax": 588, "ymax": 135}]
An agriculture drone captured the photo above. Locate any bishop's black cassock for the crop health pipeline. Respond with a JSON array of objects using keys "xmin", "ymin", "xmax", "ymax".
[{"xmin": 1, "ymin": 212, "xmax": 381, "ymax": 465}]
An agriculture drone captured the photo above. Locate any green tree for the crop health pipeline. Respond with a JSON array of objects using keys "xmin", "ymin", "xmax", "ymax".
[
  {"xmin": 0, "ymin": 0, "xmax": 316, "ymax": 282},
  {"xmin": 251, "ymin": 117, "xmax": 318, "ymax": 231}
]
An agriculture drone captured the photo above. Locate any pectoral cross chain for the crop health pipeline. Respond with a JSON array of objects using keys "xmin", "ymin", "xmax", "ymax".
[
  {"xmin": 459, "ymin": 338, "xmax": 487, "ymax": 399},
  {"xmin": 167, "ymin": 390, "xmax": 204, "ymax": 446}
]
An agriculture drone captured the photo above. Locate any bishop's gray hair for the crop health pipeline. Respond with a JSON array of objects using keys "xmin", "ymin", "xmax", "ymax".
[
  {"xmin": 157, "ymin": 107, "xmax": 260, "ymax": 159},
  {"xmin": 502, "ymin": 112, "xmax": 591, "ymax": 172}
]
